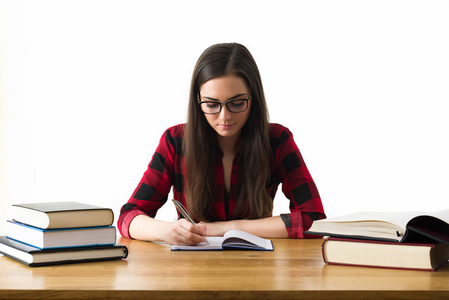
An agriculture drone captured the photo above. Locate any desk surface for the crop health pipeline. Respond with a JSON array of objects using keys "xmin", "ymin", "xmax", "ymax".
[{"xmin": 1, "ymin": 237, "xmax": 449, "ymax": 299}]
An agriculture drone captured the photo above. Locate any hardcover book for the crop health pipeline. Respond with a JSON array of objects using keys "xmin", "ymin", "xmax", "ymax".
[
  {"xmin": 0, "ymin": 236, "xmax": 128, "ymax": 267},
  {"xmin": 305, "ymin": 210, "xmax": 449, "ymax": 245},
  {"xmin": 7, "ymin": 220, "xmax": 116, "ymax": 249},
  {"xmin": 322, "ymin": 237, "xmax": 449, "ymax": 271},
  {"xmin": 11, "ymin": 202, "xmax": 114, "ymax": 229}
]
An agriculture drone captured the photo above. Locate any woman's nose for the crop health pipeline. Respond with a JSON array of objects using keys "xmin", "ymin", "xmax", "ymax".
[{"xmin": 218, "ymin": 104, "xmax": 232, "ymax": 120}]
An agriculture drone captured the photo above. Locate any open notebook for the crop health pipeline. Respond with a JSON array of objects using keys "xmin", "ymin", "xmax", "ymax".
[{"xmin": 171, "ymin": 229, "xmax": 274, "ymax": 251}]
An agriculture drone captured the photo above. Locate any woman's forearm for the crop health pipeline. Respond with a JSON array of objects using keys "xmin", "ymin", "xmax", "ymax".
[
  {"xmin": 128, "ymin": 214, "xmax": 171, "ymax": 242},
  {"xmin": 205, "ymin": 216, "xmax": 289, "ymax": 238},
  {"xmin": 128, "ymin": 214, "xmax": 289, "ymax": 242},
  {"xmin": 128, "ymin": 214, "xmax": 207, "ymax": 245}
]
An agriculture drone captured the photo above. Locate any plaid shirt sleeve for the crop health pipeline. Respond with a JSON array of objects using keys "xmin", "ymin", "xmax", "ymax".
[
  {"xmin": 117, "ymin": 125, "xmax": 183, "ymax": 238},
  {"xmin": 270, "ymin": 124, "xmax": 326, "ymax": 238}
]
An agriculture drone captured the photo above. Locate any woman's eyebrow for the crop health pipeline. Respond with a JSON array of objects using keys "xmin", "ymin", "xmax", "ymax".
[
  {"xmin": 228, "ymin": 93, "xmax": 247, "ymax": 100},
  {"xmin": 203, "ymin": 93, "xmax": 247, "ymax": 101}
]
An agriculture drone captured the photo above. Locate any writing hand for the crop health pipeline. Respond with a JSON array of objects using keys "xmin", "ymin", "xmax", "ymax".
[{"xmin": 167, "ymin": 219, "xmax": 207, "ymax": 246}]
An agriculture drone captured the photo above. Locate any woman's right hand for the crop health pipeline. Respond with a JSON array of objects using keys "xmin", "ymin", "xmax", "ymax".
[
  {"xmin": 128, "ymin": 214, "xmax": 208, "ymax": 245},
  {"xmin": 166, "ymin": 219, "xmax": 207, "ymax": 246}
]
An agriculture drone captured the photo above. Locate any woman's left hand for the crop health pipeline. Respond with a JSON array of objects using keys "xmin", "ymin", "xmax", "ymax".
[{"xmin": 200, "ymin": 220, "xmax": 234, "ymax": 237}]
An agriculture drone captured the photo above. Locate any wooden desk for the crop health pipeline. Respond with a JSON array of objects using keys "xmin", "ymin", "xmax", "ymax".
[{"xmin": 0, "ymin": 238, "xmax": 448, "ymax": 299}]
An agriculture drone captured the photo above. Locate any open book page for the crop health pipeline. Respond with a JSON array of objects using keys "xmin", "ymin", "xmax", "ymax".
[
  {"xmin": 309, "ymin": 221, "xmax": 403, "ymax": 241},
  {"xmin": 307, "ymin": 212, "xmax": 416, "ymax": 241},
  {"xmin": 426, "ymin": 209, "xmax": 449, "ymax": 223},
  {"xmin": 320, "ymin": 211, "xmax": 431, "ymax": 229},
  {"xmin": 171, "ymin": 237, "xmax": 223, "ymax": 251},
  {"xmin": 171, "ymin": 230, "xmax": 273, "ymax": 251},
  {"xmin": 223, "ymin": 230, "xmax": 272, "ymax": 249},
  {"xmin": 308, "ymin": 210, "xmax": 449, "ymax": 242}
]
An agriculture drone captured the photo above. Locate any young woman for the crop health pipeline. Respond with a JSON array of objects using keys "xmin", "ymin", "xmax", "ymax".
[{"xmin": 118, "ymin": 43, "xmax": 325, "ymax": 245}]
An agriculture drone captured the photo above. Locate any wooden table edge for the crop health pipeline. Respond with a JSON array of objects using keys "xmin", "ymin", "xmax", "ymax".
[{"xmin": 1, "ymin": 289, "xmax": 449, "ymax": 299}]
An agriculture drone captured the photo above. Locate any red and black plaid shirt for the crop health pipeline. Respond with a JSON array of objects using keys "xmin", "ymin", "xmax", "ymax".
[{"xmin": 118, "ymin": 123, "xmax": 325, "ymax": 239}]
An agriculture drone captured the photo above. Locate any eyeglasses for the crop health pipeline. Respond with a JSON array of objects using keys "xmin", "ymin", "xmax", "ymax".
[{"xmin": 198, "ymin": 92, "xmax": 251, "ymax": 114}]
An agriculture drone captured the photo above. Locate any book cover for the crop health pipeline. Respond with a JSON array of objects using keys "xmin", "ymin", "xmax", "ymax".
[
  {"xmin": 13, "ymin": 202, "xmax": 112, "ymax": 213},
  {"xmin": 0, "ymin": 236, "xmax": 128, "ymax": 267},
  {"xmin": 11, "ymin": 202, "xmax": 114, "ymax": 229}
]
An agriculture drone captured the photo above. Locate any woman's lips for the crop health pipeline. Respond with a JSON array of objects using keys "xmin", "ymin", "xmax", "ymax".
[{"xmin": 219, "ymin": 124, "xmax": 235, "ymax": 130}]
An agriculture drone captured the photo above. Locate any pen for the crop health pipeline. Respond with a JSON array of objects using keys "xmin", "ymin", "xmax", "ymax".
[{"xmin": 172, "ymin": 199, "xmax": 208, "ymax": 244}]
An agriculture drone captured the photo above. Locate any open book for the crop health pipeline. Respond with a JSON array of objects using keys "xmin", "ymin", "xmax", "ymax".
[
  {"xmin": 305, "ymin": 209, "xmax": 449, "ymax": 245},
  {"xmin": 171, "ymin": 230, "xmax": 274, "ymax": 251}
]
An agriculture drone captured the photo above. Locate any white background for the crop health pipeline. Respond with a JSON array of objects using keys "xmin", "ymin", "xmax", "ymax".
[{"xmin": 1, "ymin": 0, "xmax": 448, "ymax": 235}]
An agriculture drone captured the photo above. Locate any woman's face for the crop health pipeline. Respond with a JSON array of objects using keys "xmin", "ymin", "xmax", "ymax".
[{"xmin": 199, "ymin": 73, "xmax": 252, "ymax": 143}]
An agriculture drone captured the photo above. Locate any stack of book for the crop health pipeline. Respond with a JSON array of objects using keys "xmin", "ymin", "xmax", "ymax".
[
  {"xmin": 305, "ymin": 210, "xmax": 449, "ymax": 271},
  {"xmin": 0, "ymin": 202, "xmax": 128, "ymax": 267}
]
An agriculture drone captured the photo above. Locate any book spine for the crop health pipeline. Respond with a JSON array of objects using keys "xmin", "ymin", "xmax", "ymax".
[{"xmin": 321, "ymin": 238, "xmax": 329, "ymax": 263}]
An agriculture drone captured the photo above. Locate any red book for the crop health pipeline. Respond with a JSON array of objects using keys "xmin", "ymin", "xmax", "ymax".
[{"xmin": 322, "ymin": 237, "xmax": 449, "ymax": 271}]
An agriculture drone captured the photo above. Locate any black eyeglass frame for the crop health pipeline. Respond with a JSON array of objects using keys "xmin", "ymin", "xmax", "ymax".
[{"xmin": 197, "ymin": 92, "xmax": 252, "ymax": 115}]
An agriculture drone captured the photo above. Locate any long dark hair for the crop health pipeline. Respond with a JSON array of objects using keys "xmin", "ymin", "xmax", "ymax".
[{"xmin": 184, "ymin": 43, "xmax": 272, "ymax": 221}]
